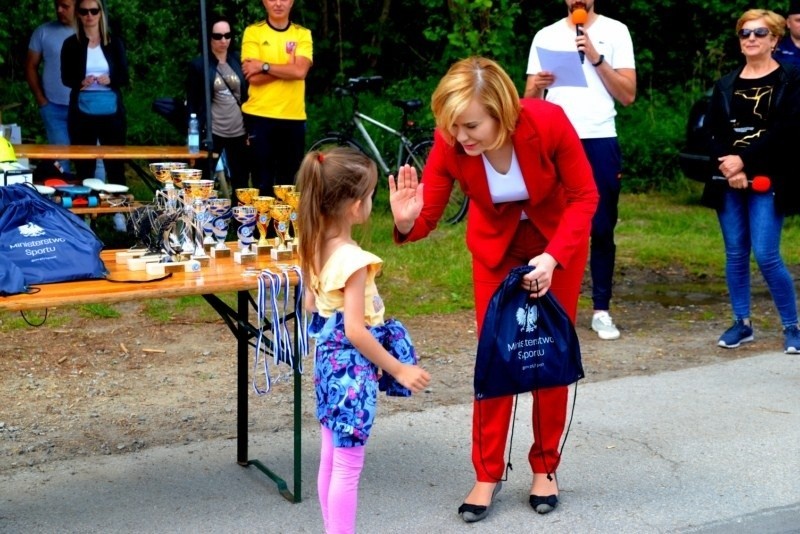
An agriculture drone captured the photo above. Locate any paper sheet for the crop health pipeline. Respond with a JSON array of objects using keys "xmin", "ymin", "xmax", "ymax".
[{"xmin": 536, "ymin": 47, "xmax": 588, "ymax": 88}]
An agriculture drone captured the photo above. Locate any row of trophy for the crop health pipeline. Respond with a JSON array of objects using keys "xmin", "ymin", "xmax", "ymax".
[
  {"xmin": 140, "ymin": 162, "xmax": 300, "ymax": 268},
  {"xmin": 232, "ymin": 184, "xmax": 300, "ymax": 264}
]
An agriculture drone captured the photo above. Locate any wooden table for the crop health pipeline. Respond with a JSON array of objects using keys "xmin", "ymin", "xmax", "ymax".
[
  {"xmin": 13, "ymin": 144, "xmax": 208, "ymax": 161},
  {"xmin": 70, "ymin": 203, "xmax": 145, "ymax": 216},
  {"xmin": 13, "ymin": 144, "xmax": 210, "ymax": 192},
  {"xmin": 0, "ymin": 247, "xmax": 304, "ymax": 503}
]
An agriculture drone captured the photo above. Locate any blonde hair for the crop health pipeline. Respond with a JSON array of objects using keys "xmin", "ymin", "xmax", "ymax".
[
  {"xmin": 296, "ymin": 147, "xmax": 378, "ymax": 279},
  {"xmin": 74, "ymin": 0, "xmax": 111, "ymax": 46},
  {"xmin": 736, "ymin": 9, "xmax": 786, "ymax": 38},
  {"xmin": 431, "ymin": 57, "xmax": 520, "ymax": 150}
]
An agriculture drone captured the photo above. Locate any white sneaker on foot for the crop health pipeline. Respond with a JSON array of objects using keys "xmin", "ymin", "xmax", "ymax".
[{"xmin": 591, "ymin": 311, "xmax": 620, "ymax": 340}]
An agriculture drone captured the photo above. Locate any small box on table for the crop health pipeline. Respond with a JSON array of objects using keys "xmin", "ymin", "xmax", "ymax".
[{"xmin": 0, "ymin": 162, "xmax": 33, "ymax": 186}]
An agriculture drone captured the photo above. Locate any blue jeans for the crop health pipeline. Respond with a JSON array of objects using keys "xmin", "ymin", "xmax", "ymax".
[
  {"xmin": 39, "ymin": 102, "xmax": 70, "ymax": 172},
  {"xmin": 39, "ymin": 102, "xmax": 105, "ymax": 179},
  {"xmin": 717, "ymin": 188, "xmax": 798, "ymax": 327},
  {"xmin": 582, "ymin": 138, "xmax": 622, "ymax": 311}
]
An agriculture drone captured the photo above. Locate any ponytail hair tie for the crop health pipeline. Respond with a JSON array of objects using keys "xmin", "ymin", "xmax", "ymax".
[{"xmin": 317, "ymin": 152, "xmax": 324, "ymax": 163}]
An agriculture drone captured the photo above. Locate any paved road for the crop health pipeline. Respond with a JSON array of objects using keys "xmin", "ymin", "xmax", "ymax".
[{"xmin": 1, "ymin": 353, "xmax": 799, "ymax": 533}]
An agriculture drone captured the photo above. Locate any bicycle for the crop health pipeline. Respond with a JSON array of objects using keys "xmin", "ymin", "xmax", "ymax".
[{"xmin": 308, "ymin": 76, "xmax": 468, "ymax": 224}]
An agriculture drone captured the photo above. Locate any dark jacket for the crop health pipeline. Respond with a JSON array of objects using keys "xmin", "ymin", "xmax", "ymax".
[
  {"xmin": 702, "ymin": 63, "xmax": 800, "ymax": 215},
  {"xmin": 186, "ymin": 52, "xmax": 248, "ymax": 135},
  {"xmin": 61, "ymin": 33, "xmax": 129, "ymax": 115}
]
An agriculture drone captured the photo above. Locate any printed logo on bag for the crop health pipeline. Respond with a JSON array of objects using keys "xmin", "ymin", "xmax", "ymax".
[
  {"xmin": 509, "ymin": 304, "xmax": 555, "ymax": 369},
  {"xmin": 18, "ymin": 222, "xmax": 46, "ymax": 238},
  {"xmin": 516, "ymin": 304, "xmax": 538, "ymax": 333}
]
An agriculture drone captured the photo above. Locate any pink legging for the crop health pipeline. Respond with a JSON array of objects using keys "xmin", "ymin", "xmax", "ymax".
[{"xmin": 318, "ymin": 426, "xmax": 366, "ymax": 534}]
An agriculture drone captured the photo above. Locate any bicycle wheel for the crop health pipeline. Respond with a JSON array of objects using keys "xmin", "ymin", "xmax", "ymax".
[{"xmin": 406, "ymin": 139, "xmax": 468, "ymax": 224}]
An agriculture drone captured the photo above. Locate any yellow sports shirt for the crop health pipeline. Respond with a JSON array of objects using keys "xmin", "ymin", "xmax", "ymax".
[{"xmin": 241, "ymin": 21, "xmax": 313, "ymax": 120}]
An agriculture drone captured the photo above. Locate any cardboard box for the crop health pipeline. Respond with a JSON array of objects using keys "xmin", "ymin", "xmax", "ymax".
[{"xmin": 0, "ymin": 161, "xmax": 33, "ymax": 186}]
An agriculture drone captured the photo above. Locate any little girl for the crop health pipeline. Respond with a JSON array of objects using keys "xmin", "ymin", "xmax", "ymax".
[{"xmin": 297, "ymin": 147, "xmax": 431, "ymax": 534}]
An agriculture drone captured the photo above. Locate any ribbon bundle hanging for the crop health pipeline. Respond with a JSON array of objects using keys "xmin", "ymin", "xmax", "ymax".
[{"xmin": 253, "ymin": 265, "xmax": 308, "ymax": 395}]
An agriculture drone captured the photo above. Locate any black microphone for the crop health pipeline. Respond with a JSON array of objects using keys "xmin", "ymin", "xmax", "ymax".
[{"xmin": 572, "ymin": 8, "xmax": 588, "ymax": 64}]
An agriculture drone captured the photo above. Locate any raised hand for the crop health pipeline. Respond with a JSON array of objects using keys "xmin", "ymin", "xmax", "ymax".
[{"xmin": 388, "ymin": 164, "xmax": 424, "ymax": 234}]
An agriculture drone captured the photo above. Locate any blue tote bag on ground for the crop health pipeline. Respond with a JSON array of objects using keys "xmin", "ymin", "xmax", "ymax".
[
  {"xmin": 0, "ymin": 184, "xmax": 107, "ymax": 294},
  {"xmin": 474, "ymin": 265, "xmax": 584, "ymax": 400}
]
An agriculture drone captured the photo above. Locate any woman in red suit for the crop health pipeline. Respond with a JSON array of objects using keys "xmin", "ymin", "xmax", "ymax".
[{"xmin": 390, "ymin": 57, "xmax": 598, "ymax": 522}]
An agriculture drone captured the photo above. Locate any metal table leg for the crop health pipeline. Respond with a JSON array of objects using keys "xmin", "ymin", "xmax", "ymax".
[{"xmin": 202, "ymin": 289, "xmax": 302, "ymax": 503}]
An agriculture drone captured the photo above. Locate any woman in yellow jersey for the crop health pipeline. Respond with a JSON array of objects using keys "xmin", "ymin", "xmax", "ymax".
[{"xmin": 241, "ymin": 0, "xmax": 313, "ymax": 195}]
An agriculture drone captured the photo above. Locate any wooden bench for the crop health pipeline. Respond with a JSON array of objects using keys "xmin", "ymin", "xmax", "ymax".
[{"xmin": 13, "ymin": 144, "xmax": 210, "ymax": 193}]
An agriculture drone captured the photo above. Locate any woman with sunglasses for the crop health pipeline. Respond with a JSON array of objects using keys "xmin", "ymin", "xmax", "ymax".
[
  {"xmin": 61, "ymin": 0, "xmax": 128, "ymax": 185},
  {"xmin": 702, "ymin": 9, "xmax": 800, "ymax": 354},
  {"xmin": 186, "ymin": 14, "xmax": 250, "ymax": 193}
]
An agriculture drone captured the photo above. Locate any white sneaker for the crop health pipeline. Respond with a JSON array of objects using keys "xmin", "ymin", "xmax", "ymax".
[{"xmin": 591, "ymin": 311, "xmax": 620, "ymax": 340}]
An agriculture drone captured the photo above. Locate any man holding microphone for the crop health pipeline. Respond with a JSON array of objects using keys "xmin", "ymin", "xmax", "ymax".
[{"xmin": 524, "ymin": 0, "xmax": 636, "ymax": 341}]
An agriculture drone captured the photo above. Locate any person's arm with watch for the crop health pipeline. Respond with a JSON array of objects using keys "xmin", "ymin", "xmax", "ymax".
[
  {"xmin": 244, "ymin": 56, "xmax": 312, "ymax": 86},
  {"xmin": 580, "ymin": 32, "xmax": 636, "ymax": 107}
]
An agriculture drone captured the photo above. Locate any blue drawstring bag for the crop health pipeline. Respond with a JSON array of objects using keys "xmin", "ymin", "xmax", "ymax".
[
  {"xmin": 0, "ymin": 258, "xmax": 28, "ymax": 296},
  {"xmin": 0, "ymin": 184, "xmax": 107, "ymax": 294},
  {"xmin": 474, "ymin": 265, "xmax": 584, "ymax": 399}
]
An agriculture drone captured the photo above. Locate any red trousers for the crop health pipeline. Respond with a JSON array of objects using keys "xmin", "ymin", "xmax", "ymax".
[{"xmin": 471, "ymin": 220, "xmax": 587, "ymax": 481}]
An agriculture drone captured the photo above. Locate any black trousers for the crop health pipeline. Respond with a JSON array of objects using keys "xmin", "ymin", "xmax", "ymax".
[
  {"xmin": 68, "ymin": 107, "xmax": 127, "ymax": 185},
  {"xmin": 212, "ymin": 133, "xmax": 250, "ymax": 193},
  {"xmin": 243, "ymin": 114, "xmax": 305, "ymax": 196}
]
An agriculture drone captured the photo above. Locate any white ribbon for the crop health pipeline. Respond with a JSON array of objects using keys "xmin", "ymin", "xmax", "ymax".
[{"xmin": 253, "ymin": 266, "xmax": 308, "ymax": 395}]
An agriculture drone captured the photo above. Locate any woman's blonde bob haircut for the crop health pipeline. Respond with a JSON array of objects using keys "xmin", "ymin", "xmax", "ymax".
[{"xmin": 431, "ymin": 57, "xmax": 521, "ymax": 151}]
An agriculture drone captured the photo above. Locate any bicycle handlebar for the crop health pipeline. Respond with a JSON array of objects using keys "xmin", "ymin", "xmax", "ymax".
[{"xmin": 333, "ymin": 76, "xmax": 384, "ymax": 98}]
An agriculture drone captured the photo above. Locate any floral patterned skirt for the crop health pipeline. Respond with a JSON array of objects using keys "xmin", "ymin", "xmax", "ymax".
[{"xmin": 309, "ymin": 312, "xmax": 417, "ymax": 447}]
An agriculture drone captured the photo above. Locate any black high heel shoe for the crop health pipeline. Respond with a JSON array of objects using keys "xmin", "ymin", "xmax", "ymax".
[
  {"xmin": 529, "ymin": 493, "xmax": 558, "ymax": 514},
  {"xmin": 458, "ymin": 482, "xmax": 503, "ymax": 523}
]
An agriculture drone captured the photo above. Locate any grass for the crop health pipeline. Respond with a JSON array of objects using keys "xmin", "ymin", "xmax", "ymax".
[{"xmin": 2, "ymin": 184, "xmax": 799, "ymax": 328}]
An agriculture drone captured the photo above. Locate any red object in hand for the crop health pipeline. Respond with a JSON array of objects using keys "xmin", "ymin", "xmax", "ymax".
[{"xmin": 751, "ymin": 175, "xmax": 771, "ymax": 192}]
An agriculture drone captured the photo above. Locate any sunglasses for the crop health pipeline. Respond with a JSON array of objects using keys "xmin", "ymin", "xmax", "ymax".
[
  {"xmin": 77, "ymin": 7, "xmax": 101, "ymax": 16},
  {"xmin": 738, "ymin": 27, "xmax": 771, "ymax": 39},
  {"xmin": 211, "ymin": 32, "xmax": 233, "ymax": 40}
]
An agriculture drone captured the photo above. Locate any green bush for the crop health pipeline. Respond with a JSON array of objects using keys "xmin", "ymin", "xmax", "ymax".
[{"xmin": 617, "ymin": 86, "xmax": 708, "ymax": 192}]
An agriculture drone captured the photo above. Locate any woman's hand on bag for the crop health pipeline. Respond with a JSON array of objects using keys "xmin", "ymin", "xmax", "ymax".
[
  {"xmin": 388, "ymin": 164, "xmax": 424, "ymax": 235},
  {"xmin": 523, "ymin": 253, "xmax": 557, "ymax": 297}
]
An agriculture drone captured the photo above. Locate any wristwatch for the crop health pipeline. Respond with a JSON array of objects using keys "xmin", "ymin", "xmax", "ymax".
[{"xmin": 261, "ymin": 62, "xmax": 270, "ymax": 73}]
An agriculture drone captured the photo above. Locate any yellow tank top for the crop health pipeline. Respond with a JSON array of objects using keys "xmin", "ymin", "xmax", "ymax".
[{"xmin": 310, "ymin": 244, "xmax": 385, "ymax": 327}]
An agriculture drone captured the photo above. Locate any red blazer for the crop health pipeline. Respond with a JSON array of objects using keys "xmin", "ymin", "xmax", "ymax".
[{"xmin": 397, "ymin": 98, "xmax": 598, "ymax": 272}]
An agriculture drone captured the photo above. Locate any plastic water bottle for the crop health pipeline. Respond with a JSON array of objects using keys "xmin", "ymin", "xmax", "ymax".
[{"xmin": 188, "ymin": 113, "xmax": 200, "ymax": 154}]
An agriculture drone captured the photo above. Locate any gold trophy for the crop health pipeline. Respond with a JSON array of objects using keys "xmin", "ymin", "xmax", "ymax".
[
  {"xmin": 149, "ymin": 162, "xmax": 187, "ymax": 190},
  {"xmin": 285, "ymin": 190, "xmax": 301, "ymax": 250},
  {"xmin": 181, "ymin": 179, "xmax": 214, "ymax": 265},
  {"xmin": 149, "ymin": 162, "xmax": 187, "ymax": 209},
  {"xmin": 169, "ymin": 168, "xmax": 202, "ymax": 191},
  {"xmin": 273, "ymin": 184, "xmax": 295, "ymax": 203},
  {"xmin": 235, "ymin": 187, "xmax": 260, "ymax": 207},
  {"xmin": 252, "ymin": 196, "xmax": 275, "ymax": 256},
  {"xmin": 270, "ymin": 203, "xmax": 293, "ymax": 260}
]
